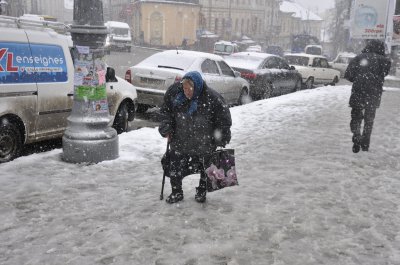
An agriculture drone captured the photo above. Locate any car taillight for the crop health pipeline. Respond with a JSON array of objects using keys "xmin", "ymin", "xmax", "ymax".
[
  {"xmin": 125, "ymin": 69, "xmax": 132, "ymax": 83},
  {"xmin": 174, "ymin": 75, "xmax": 182, "ymax": 83},
  {"xmin": 240, "ymin": 72, "xmax": 257, "ymax": 79}
]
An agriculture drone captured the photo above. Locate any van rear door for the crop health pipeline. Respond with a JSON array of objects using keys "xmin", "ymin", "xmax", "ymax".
[
  {"xmin": 25, "ymin": 30, "xmax": 74, "ymax": 140},
  {"xmin": 0, "ymin": 28, "xmax": 38, "ymax": 142}
]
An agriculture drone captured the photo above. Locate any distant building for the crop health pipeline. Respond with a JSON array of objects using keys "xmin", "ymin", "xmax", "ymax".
[
  {"xmin": 5, "ymin": 0, "xmax": 73, "ymax": 23},
  {"xmin": 131, "ymin": 0, "xmax": 200, "ymax": 47},
  {"xmin": 102, "ymin": 0, "xmax": 134, "ymax": 26},
  {"xmin": 198, "ymin": 0, "xmax": 278, "ymax": 43},
  {"xmin": 276, "ymin": 1, "xmax": 323, "ymax": 51}
]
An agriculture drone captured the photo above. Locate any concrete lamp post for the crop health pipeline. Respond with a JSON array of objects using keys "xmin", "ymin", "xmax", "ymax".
[{"xmin": 62, "ymin": 0, "xmax": 119, "ymax": 163}]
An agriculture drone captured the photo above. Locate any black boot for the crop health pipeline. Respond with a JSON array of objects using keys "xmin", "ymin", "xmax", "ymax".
[
  {"xmin": 166, "ymin": 191, "xmax": 184, "ymax": 204},
  {"xmin": 360, "ymin": 136, "xmax": 370, "ymax": 152},
  {"xmin": 167, "ymin": 175, "xmax": 183, "ymax": 204},
  {"xmin": 352, "ymin": 134, "xmax": 361, "ymax": 153},
  {"xmin": 361, "ymin": 145, "xmax": 369, "ymax": 152},
  {"xmin": 352, "ymin": 143, "xmax": 360, "ymax": 153},
  {"xmin": 195, "ymin": 187, "xmax": 206, "ymax": 203}
]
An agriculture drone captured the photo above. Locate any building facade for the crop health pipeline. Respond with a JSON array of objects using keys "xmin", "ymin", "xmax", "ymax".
[
  {"xmin": 199, "ymin": 0, "xmax": 278, "ymax": 42},
  {"xmin": 131, "ymin": 0, "xmax": 200, "ymax": 47},
  {"xmin": 276, "ymin": 0, "xmax": 323, "ymax": 51},
  {"xmin": 102, "ymin": 0, "xmax": 134, "ymax": 26},
  {"xmin": 3, "ymin": 0, "xmax": 73, "ymax": 23}
]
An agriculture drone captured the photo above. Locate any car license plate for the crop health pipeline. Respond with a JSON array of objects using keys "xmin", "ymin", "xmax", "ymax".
[{"xmin": 140, "ymin": 77, "xmax": 164, "ymax": 86}]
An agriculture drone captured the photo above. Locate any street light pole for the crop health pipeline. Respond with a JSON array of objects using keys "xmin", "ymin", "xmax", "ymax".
[{"xmin": 63, "ymin": 0, "xmax": 119, "ymax": 163}]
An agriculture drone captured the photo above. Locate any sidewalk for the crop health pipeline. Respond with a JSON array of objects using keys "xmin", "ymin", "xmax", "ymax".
[
  {"xmin": 0, "ymin": 85, "xmax": 399, "ymax": 265},
  {"xmin": 385, "ymin": 75, "xmax": 400, "ymax": 88}
]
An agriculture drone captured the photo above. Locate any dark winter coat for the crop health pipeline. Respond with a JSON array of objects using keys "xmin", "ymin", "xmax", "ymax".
[
  {"xmin": 344, "ymin": 40, "xmax": 391, "ymax": 109},
  {"xmin": 159, "ymin": 73, "xmax": 232, "ymax": 156}
]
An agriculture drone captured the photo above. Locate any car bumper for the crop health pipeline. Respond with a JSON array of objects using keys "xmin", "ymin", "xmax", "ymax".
[{"xmin": 136, "ymin": 87, "xmax": 165, "ymax": 107}]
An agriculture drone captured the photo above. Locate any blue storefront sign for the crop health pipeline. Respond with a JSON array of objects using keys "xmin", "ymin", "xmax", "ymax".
[{"xmin": 0, "ymin": 42, "xmax": 68, "ymax": 84}]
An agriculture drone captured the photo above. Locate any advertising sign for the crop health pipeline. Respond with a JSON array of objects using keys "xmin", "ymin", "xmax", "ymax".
[
  {"xmin": 0, "ymin": 43, "xmax": 67, "ymax": 84},
  {"xmin": 351, "ymin": 0, "xmax": 390, "ymax": 39},
  {"xmin": 73, "ymin": 46, "xmax": 109, "ymax": 113}
]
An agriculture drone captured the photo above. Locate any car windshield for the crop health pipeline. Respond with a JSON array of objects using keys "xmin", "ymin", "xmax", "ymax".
[
  {"xmin": 111, "ymin": 28, "xmax": 129, "ymax": 36},
  {"xmin": 138, "ymin": 53, "xmax": 197, "ymax": 71},
  {"xmin": 284, "ymin": 56, "xmax": 309, "ymax": 66},
  {"xmin": 224, "ymin": 55, "xmax": 264, "ymax": 70},
  {"xmin": 214, "ymin": 44, "xmax": 234, "ymax": 53}
]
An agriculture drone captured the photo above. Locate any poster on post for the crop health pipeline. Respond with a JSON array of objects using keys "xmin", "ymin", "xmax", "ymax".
[
  {"xmin": 350, "ymin": 0, "xmax": 390, "ymax": 39},
  {"xmin": 393, "ymin": 15, "xmax": 400, "ymax": 46}
]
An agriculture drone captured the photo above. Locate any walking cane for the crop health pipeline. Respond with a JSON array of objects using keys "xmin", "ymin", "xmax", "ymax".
[{"xmin": 160, "ymin": 141, "xmax": 170, "ymax": 200}]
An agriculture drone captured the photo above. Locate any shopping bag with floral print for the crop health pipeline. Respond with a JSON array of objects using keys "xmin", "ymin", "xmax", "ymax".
[{"xmin": 205, "ymin": 149, "xmax": 238, "ymax": 192}]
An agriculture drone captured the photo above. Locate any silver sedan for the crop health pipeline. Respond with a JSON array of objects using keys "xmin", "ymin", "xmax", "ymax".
[{"xmin": 125, "ymin": 50, "xmax": 250, "ymax": 112}]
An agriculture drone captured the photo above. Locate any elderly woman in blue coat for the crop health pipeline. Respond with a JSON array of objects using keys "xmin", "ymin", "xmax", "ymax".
[{"xmin": 159, "ymin": 71, "xmax": 232, "ymax": 203}]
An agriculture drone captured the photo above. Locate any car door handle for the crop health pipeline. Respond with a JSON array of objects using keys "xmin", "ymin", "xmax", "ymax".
[{"xmin": 67, "ymin": 93, "xmax": 74, "ymax": 97}]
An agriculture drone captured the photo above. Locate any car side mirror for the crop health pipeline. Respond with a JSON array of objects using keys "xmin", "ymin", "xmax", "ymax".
[
  {"xmin": 234, "ymin": 71, "xmax": 241, "ymax": 78},
  {"xmin": 290, "ymin": 66, "xmax": 296, "ymax": 70},
  {"xmin": 106, "ymin": 67, "xmax": 117, "ymax": 82}
]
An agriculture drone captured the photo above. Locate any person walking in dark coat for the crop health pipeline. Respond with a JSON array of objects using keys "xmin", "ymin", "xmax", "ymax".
[
  {"xmin": 159, "ymin": 71, "xmax": 232, "ymax": 203},
  {"xmin": 344, "ymin": 40, "xmax": 391, "ymax": 153}
]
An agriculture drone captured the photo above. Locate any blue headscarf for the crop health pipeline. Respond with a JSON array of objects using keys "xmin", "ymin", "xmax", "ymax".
[{"xmin": 173, "ymin": 71, "xmax": 204, "ymax": 115}]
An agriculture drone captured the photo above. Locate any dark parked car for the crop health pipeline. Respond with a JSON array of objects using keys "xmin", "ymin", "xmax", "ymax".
[{"xmin": 224, "ymin": 52, "xmax": 303, "ymax": 100}]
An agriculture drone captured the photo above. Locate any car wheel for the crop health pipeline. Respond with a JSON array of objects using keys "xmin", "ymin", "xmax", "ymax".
[
  {"xmin": 305, "ymin": 77, "xmax": 314, "ymax": 89},
  {"xmin": 113, "ymin": 102, "xmax": 129, "ymax": 134},
  {"xmin": 238, "ymin": 87, "xmax": 251, "ymax": 105},
  {"xmin": 331, "ymin": 76, "xmax": 339, "ymax": 86},
  {"xmin": 136, "ymin": 104, "xmax": 149, "ymax": 113},
  {"xmin": 0, "ymin": 122, "xmax": 22, "ymax": 163},
  {"xmin": 294, "ymin": 78, "xmax": 302, "ymax": 92},
  {"xmin": 261, "ymin": 82, "xmax": 272, "ymax": 100}
]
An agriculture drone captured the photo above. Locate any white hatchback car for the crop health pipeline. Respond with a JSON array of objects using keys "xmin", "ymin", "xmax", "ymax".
[
  {"xmin": 125, "ymin": 50, "xmax": 250, "ymax": 112},
  {"xmin": 330, "ymin": 52, "xmax": 357, "ymax": 77},
  {"xmin": 284, "ymin": 53, "xmax": 341, "ymax": 89}
]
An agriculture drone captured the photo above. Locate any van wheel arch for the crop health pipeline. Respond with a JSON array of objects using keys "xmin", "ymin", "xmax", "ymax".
[
  {"xmin": 305, "ymin": 77, "xmax": 314, "ymax": 89},
  {"xmin": 0, "ymin": 115, "xmax": 25, "ymax": 163}
]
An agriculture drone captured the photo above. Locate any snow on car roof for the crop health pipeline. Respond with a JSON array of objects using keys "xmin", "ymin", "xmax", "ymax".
[
  {"xmin": 284, "ymin": 53, "xmax": 327, "ymax": 59},
  {"xmin": 231, "ymin": 52, "xmax": 276, "ymax": 59},
  {"xmin": 105, "ymin": 21, "xmax": 130, "ymax": 28},
  {"xmin": 137, "ymin": 50, "xmax": 224, "ymax": 70},
  {"xmin": 225, "ymin": 52, "xmax": 275, "ymax": 70},
  {"xmin": 215, "ymin": 40, "xmax": 236, "ymax": 45}
]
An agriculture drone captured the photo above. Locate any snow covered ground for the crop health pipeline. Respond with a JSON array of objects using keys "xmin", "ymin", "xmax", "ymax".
[{"xmin": 1, "ymin": 85, "xmax": 400, "ymax": 265}]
